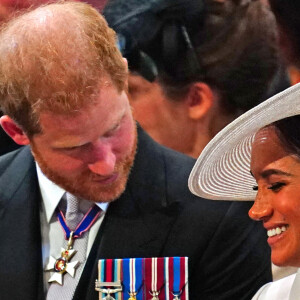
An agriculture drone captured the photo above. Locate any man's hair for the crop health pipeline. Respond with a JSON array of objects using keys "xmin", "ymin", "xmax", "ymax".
[
  {"xmin": 0, "ymin": 1, "xmax": 127, "ymax": 136},
  {"xmin": 104, "ymin": 0, "xmax": 278, "ymax": 115}
]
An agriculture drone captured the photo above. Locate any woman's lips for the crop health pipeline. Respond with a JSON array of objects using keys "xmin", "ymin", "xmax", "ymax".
[{"xmin": 266, "ymin": 225, "xmax": 289, "ymax": 246}]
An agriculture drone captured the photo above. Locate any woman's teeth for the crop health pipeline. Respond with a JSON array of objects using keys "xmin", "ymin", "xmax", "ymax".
[{"xmin": 267, "ymin": 226, "xmax": 288, "ymax": 237}]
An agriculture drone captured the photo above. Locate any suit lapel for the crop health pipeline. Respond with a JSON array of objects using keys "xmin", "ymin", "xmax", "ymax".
[
  {"xmin": 75, "ymin": 127, "xmax": 181, "ymax": 300},
  {"xmin": 0, "ymin": 147, "xmax": 44, "ymax": 300}
]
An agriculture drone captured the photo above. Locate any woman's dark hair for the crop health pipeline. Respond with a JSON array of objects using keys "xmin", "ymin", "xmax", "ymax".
[
  {"xmin": 105, "ymin": 0, "xmax": 279, "ymax": 115},
  {"xmin": 269, "ymin": 0, "xmax": 300, "ymax": 68},
  {"xmin": 273, "ymin": 115, "xmax": 300, "ymax": 157}
]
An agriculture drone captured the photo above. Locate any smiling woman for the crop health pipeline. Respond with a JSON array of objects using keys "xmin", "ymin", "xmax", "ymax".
[
  {"xmin": 250, "ymin": 121, "xmax": 300, "ymax": 267},
  {"xmin": 188, "ymin": 84, "xmax": 300, "ymax": 298}
]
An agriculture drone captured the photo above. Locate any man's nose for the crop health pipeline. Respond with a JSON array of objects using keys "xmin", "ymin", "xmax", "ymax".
[
  {"xmin": 87, "ymin": 144, "xmax": 116, "ymax": 176},
  {"xmin": 248, "ymin": 192, "xmax": 273, "ymax": 221}
]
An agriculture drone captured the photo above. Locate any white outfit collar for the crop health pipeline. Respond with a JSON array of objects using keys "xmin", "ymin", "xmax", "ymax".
[{"xmin": 252, "ymin": 268, "xmax": 300, "ymax": 300}]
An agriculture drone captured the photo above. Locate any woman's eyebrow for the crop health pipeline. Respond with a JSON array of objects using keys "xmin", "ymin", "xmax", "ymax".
[
  {"xmin": 260, "ymin": 169, "xmax": 293, "ymax": 178},
  {"xmin": 249, "ymin": 169, "xmax": 293, "ymax": 179}
]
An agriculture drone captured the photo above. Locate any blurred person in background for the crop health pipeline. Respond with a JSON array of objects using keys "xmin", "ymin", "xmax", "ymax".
[
  {"xmin": 104, "ymin": 0, "xmax": 280, "ymax": 159},
  {"xmin": 269, "ymin": 0, "xmax": 300, "ymax": 85}
]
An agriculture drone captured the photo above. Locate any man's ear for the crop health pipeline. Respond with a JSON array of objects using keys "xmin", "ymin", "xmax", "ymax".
[
  {"xmin": 0, "ymin": 115, "xmax": 30, "ymax": 145},
  {"xmin": 186, "ymin": 83, "xmax": 214, "ymax": 120},
  {"xmin": 123, "ymin": 57, "xmax": 128, "ymax": 69},
  {"xmin": 122, "ymin": 57, "xmax": 129, "ymax": 91}
]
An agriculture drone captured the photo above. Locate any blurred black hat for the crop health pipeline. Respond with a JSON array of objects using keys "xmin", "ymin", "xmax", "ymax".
[{"xmin": 103, "ymin": 0, "xmax": 206, "ymax": 82}]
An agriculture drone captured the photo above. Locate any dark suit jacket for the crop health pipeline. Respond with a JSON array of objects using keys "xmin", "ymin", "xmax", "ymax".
[{"xmin": 0, "ymin": 128, "xmax": 271, "ymax": 300}]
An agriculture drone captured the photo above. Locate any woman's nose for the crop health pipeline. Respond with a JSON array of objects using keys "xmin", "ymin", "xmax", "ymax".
[{"xmin": 249, "ymin": 192, "xmax": 273, "ymax": 221}]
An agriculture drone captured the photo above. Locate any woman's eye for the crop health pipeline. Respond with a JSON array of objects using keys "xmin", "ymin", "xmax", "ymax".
[
  {"xmin": 252, "ymin": 185, "xmax": 258, "ymax": 191},
  {"xmin": 267, "ymin": 182, "xmax": 285, "ymax": 191}
]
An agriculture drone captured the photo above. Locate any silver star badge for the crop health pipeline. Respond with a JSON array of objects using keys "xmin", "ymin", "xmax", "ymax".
[
  {"xmin": 45, "ymin": 248, "xmax": 80, "ymax": 285},
  {"xmin": 45, "ymin": 232, "xmax": 80, "ymax": 285}
]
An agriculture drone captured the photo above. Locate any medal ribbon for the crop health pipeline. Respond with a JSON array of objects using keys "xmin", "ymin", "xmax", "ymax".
[
  {"xmin": 57, "ymin": 204, "xmax": 101, "ymax": 239},
  {"xmin": 98, "ymin": 259, "xmax": 123, "ymax": 300},
  {"xmin": 123, "ymin": 258, "xmax": 143, "ymax": 300},
  {"xmin": 96, "ymin": 257, "xmax": 189, "ymax": 300},
  {"xmin": 167, "ymin": 257, "xmax": 188, "ymax": 300},
  {"xmin": 145, "ymin": 257, "xmax": 165, "ymax": 299}
]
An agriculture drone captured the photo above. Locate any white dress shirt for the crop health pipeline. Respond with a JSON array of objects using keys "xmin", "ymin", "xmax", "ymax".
[{"xmin": 36, "ymin": 163, "xmax": 109, "ymax": 294}]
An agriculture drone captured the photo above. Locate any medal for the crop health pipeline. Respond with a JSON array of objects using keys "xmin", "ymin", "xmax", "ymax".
[
  {"xmin": 145, "ymin": 258, "xmax": 165, "ymax": 300},
  {"xmin": 123, "ymin": 258, "xmax": 143, "ymax": 300},
  {"xmin": 171, "ymin": 292, "xmax": 182, "ymax": 300},
  {"xmin": 45, "ymin": 232, "xmax": 79, "ymax": 285},
  {"xmin": 95, "ymin": 280, "xmax": 122, "ymax": 300},
  {"xmin": 149, "ymin": 290, "xmax": 160, "ymax": 300},
  {"xmin": 96, "ymin": 259, "xmax": 123, "ymax": 299},
  {"xmin": 100, "ymin": 288, "xmax": 121, "ymax": 300},
  {"xmin": 166, "ymin": 257, "xmax": 189, "ymax": 300},
  {"xmin": 127, "ymin": 292, "xmax": 137, "ymax": 300},
  {"xmin": 103, "ymin": 296, "xmax": 115, "ymax": 300},
  {"xmin": 45, "ymin": 204, "xmax": 101, "ymax": 285}
]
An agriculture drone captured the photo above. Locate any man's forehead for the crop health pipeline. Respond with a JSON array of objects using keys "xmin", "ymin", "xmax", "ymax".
[
  {"xmin": 31, "ymin": 76, "xmax": 118, "ymax": 121},
  {"xmin": 38, "ymin": 85, "xmax": 127, "ymax": 126}
]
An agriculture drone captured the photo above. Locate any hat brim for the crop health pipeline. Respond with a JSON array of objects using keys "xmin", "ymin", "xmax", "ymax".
[{"xmin": 188, "ymin": 83, "xmax": 300, "ymax": 201}]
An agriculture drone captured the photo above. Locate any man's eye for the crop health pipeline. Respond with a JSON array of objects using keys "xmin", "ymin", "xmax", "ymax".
[
  {"xmin": 252, "ymin": 185, "xmax": 258, "ymax": 191},
  {"xmin": 63, "ymin": 144, "xmax": 86, "ymax": 151},
  {"xmin": 267, "ymin": 182, "xmax": 285, "ymax": 191},
  {"xmin": 105, "ymin": 124, "xmax": 121, "ymax": 137},
  {"xmin": 112, "ymin": 124, "xmax": 120, "ymax": 132}
]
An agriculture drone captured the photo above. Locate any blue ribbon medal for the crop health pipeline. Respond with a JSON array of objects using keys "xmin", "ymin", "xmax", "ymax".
[{"xmin": 45, "ymin": 204, "xmax": 101, "ymax": 285}]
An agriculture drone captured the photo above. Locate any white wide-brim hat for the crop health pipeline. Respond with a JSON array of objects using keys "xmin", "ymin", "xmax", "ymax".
[{"xmin": 188, "ymin": 83, "xmax": 300, "ymax": 201}]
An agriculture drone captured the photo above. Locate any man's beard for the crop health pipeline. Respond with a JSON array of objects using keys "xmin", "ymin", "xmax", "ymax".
[{"xmin": 31, "ymin": 130, "xmax": 137, "ymax": 203}]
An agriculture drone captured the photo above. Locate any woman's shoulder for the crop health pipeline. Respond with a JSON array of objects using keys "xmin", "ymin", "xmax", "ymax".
[{"xmin": 252, "ymin": 270, "xmax": 299, "ymax": 300}]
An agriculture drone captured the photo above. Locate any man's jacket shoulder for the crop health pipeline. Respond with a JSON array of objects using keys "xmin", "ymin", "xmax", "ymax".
[{"xmin": 0, "ymin": 146, "xmax": 31, "ymax": 173}]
